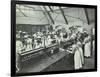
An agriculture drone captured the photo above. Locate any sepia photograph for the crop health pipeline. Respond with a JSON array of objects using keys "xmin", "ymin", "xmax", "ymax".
[{"xmin": 11, "ymin": 0, "xmax": 97, "ymax": 76}]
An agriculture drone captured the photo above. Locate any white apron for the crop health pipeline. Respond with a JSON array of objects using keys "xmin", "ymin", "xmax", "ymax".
[
  {"xmin": 47, "ymin": 37, "xmax": 52, "ymax": 46},
  {"xmin": 73, "ymin": 44, "xmax": 82, "ymax": 69},
  {"xmin": 16, "ymin": 40, "xmax": 23, "ymax": 71},
  {"xmin": 78, "ymin": 47, "xmax": 84, "ymax": 64},
  {"xmin": 77, "ymin": 41, "xmax": 84, "ymax": 64},
  {"xmin": 93, "ymin": 40, "xmax": 95, "ymax": 52},
  {"xmin": 92, "ymin": 28, "xmax": 95, "ymax": 52},
  {"xmin": 60, "ymin": 33, "xmax": 64, "ymax": 41},
  {"xmin": 16, "ymin": 40, "xmax": 23, "ymax": 60},
  {"xmin": 84, "ymin": 40, "xmax": 91, "ymax": 57},
  {"xmin": 35, "ymin": 44, "xmax": 40, "ymax": 49},
  {"xmin": 26, "ymin": 38, "xmax": 32, "ymax": 51}
]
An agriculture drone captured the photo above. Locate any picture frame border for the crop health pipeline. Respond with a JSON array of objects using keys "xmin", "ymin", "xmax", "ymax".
[{"xmin": 11, "ymin": 0, "xmax": 97, "ymax": 76}]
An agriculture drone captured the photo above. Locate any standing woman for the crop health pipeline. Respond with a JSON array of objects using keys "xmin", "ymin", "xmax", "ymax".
[
  {"xmin": 27, "ymin": 36, "xmax": 33, "ymax": 50},
  {"xmin": 71, "ymin": 40, "xmax": 82, "ymax": 69},
  {"xmin": 77, "ymin": 32, "xmax": 84, "ymax": 65},
  {"xmin": 16, "ymin": 36, "xmax": 23, "ymax": 72},
  {"xmin": 84, "ymin": 34, "xmax": 91, "ymax": 57},
  {"xmin": 60, "ymin": 32, "xmax": 64, "ymax": 42},
  {"xmin": 47, "ymin": 35, "xmax": 52, "ymax": 45},
  {"xmin": 77, "ymin": 41, "xmax": 84, "ymax": 65},
  {"xmin": 25, "ymin": 35, "xmax": 32, "ymax": 51},
  {"xmin": 92, "ymin": 27, "xmax": 95, "ymax": 52}
]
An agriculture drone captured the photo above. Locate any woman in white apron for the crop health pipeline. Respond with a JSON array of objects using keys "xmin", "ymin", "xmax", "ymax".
[
  {"xmin": 93, "ymin": 39, "xmax": 95, "ymax": 52},
  {"xmin": 25, "ymin": 37, "xmax": 32, "ymax": 51},
  {"xmin": 47, "ymin": 35, "xmax": 52, "ymax": 45},
  {"xmin": 16, "ymin": 39, "xmax": 23, "ymax": 72},
  {"xmin": 34, "ymin": 39, "xmax": 37, "ymax": 48},
  {"xmin": 54, "ymin": 34, "xmax": 58, "ymax": 43},
  {"xmin": 84, "ymin": 35, "xmax": 91, "ymax": 57},
  {"xmin": 92, "ymin": 28, "xmax": 95, "ymax": 52},
  {"xmin": 60, "ymin": 32, "xmax": 64, "ymax": 42},
  {"xmin": 72, "ymin": 42, "xmax": 82, "ymax": 69},
  {"xmin": 41, "ymin": 36, "xmax": 44, "ymax": 47},
  {"xmin": 77, "ymin": 41, "xmax": 84, "ymax": 65}
]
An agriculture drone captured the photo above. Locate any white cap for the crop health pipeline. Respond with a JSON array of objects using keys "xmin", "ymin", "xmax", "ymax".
[
  {"xmin": 24, "ymin": 35, "xmax": 28, "ymax": 38},
  {"xmin": 37, "ymin": 36, "xmax": 41, "ymax": 38},
  {"xmin": 23, "ymin": 32, "xmax": 26, "ymax": 33},
  {"xmin": 19, "ymin": 31, "xmax": 22, "ymax": 33},
  {"xmin": 16, "ymin": 34, "xmax": 20, "ymax": 38}
]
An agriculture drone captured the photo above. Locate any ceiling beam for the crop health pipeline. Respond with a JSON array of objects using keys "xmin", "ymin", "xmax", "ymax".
[
  {"xmin": 16, "ymin": 7, "xmax": 27, "ymax": 17},
  {"xmin": 43, "ymin": 6, "xmax": 54, "ymax": 24},
  {"xmin": 23, "ymin": 5, "xmax": 42, "ymax": 11},
  {"xmin": 48, "ymin": 6, "xmax": 54, "ymax": 12},
  {"xmin": 39, "ymin": 6, "xmax": 50, "ymax": 24},
  {"xmin": 24, "ymin": 5, "xmax": 35, "ymax": 10},
  {"xmin": 48, "ymin": 7, "xmax": 70, "ymax": 12},
  {"xmin": 84, "ymin": 8, "xmax": 89, "ymax": 25},
  {"xmin": 59, "ymin": 7, "xmax": 68, "ymax": 24}
]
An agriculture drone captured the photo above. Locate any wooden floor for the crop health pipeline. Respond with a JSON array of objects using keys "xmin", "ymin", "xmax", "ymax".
[
  {"xmin": 19, "ymin": 51, "xmax": 70, "ymax": 73},
  {"xmin": 43, "ymin": 49, "xmax": 95, "ymax": 72}
]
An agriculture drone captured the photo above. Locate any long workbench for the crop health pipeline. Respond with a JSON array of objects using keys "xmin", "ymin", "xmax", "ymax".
[{"xmin": 17, "ymin": 39, "xmax": 74, "ymax": 73}]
